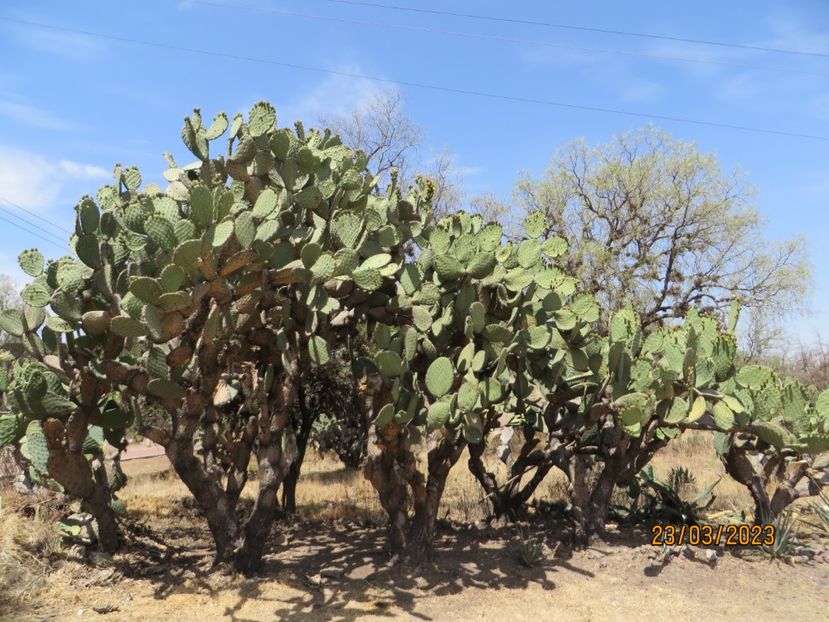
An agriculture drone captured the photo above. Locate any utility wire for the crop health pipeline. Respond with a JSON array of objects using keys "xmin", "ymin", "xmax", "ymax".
[
  {"xmin": 321, "ymin": 0, "xmax": 829, "ymax": 59},
  {"xmin": 2, "ymin": 16, "xmax": 828, "ymax": 142},
  {"xmin": 0, "ymin": 203, "xmax": 70, "ymax": 246},
  {"xmin": 189, "ymin": 0, "xmax": 828, "ymax": 78},
  {"xmin": 0, "ymin": 194, "xmax": 73, "ymax": 235},
  {"xmin": 0, "ymin": 213, "xmax": 70, "ymax": 252}
]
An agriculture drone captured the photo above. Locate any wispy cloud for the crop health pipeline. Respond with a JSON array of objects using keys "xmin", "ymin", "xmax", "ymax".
[
  {"xmin": 0, "ymin": 100, "xmax": 82, "ymax": 131},
  {"xmin": 0, "ymin": 145, "xmax": 109, "ymax": 211},
  {"xmin": 17, "ymin": 27, "xmax": 105, "ymax": 61},
  {"xmin": 288, "ymin": 68, "xmax": 384, "ymax": 121}
]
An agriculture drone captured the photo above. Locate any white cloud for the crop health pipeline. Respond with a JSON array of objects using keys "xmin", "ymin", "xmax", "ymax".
[
  {"xmin": 284, "ymin": 68, "xmax": 385, "ymax": 122},
  {"xmin": 57, "ymin": 160, "xmax": 109, "ymax": 178},
  {"xmin": 0, "ymin": 100, "xmax": 81, "ymax": 131},
  {"xmin": 0, "ymin": 145, "xmax": 109, "ymax": 211}
]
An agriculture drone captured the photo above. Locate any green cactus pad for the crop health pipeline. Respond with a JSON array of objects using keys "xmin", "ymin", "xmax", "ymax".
[
  {"xmin": 119, "ymin": 292, "xmax": 144, "ymax": 320},
  {"xmin": 147, "ymin": 378, "xmax": 186, "ymax": 400},
  {"xmin": 81, "ymin": 311, "xmax": 111, "ymax": 336},
  {"xmin": 735, "ymin": 365, "xmax": 773, "ymax": 390},
  {"xmin": 571, "ymin": 295, "xmax": 599, "ymax": 322},
  {"xmin": 82, "ymin": 426, "xmax": 105, "ymax": 455},
  {"xmin": 525, "ymin": 326, "xmax": 551, "ymax": 350},
  {"xmin": 46, "ymin": 316, "xmax": 77, "ymax": 333},
  {"xmin": 479, "ymin": 378, "xmax": 504, "ymax": 404},
  {"xmin": 412, "ymin": 306, "xmax": 433, "ymax": 332},
  {"xmin": 204, "ymin": 111, "xmax": 229, "ymax": 140},
  {"xmin": 23, "ymin": 422, "xmax": 49, "ymax": 473},
  {"xmin": 234, "ymin": 212, "xmax": 256, "ymax": 249},
  {"xmin": 523, "ymin": 211, "xmax": 546, "ymax": 238},
  {"xmin": 189, "ymin": 184, "xmax": 213, "ymax": 228},
  {"xmin": 333, "ymin": 248, "xmax": 359, "ymax": 276},
  {"xmin": 47, "ymin": 290, "xmax": 81, "ymax": 322},
  {"xmin": 542, "ymin": 236, "xmax": 568, "ymax": 258},
  {"xmin": 123, "ymin": 166, "xmax": 142, "ymax": 191},
  {"xmin": 403, "ymin": 327, "xmax": 418, "ymax": 361},
  {"xmin": 427, "ymin": 401, "xmax": 452, "ymax": 430},
  {"xmin": 479, "ymin": 223, "xmax": 503, "ymax": 251},
  {"xmin": 711, "ymin": 401, "xmax": 734, "ymax": 430},
  {"xmin": 360, "ymin": 253, "xmax": 392, "ymax": 271},
  {"xmin": 160, "ymin": 265, "xmax": 186, "ymax": 293},
  {"xmin": 21, "ymin": 282, "xmax": 51, "ymax": 308},
  {"xmin": 110, "ymin": 316, "xmax": 149, "ymax": 338},
  {"xmin": 18, "ymin": 249, "xmax": 44, "ymax": 277},
  {"xmin": 467, "ymin": 253, "xmax": 496, "ymax": 279},
  {"xmin": 374, "ymin": 403, "xmax": 395, "ymax": 428},
  {"xmin": 425, "ymin": 357, "xmax": 453, "ymax": 397},
  {"xmin": 174, "ymin": 218, "xmax": 197, "ymax": 244},
  {"xmin": 248, "ymin": 101, "xmax": 276, "ymax": 137},
  {"xmin": 75, "ymin": 234, "xmax": 101, "ymax": 269},
  {"xmin": 0, "ymin": 415, "xmax": 21, "ymax": 448},
  {"xmin": 457, "ymin": 380, "xmax": 479, "ymax": 410},
  {"xmin": 352, "ymin": 267, "xmax": 382, "ymax": 292},
  {"xmin": 311, "ymin": 254, "xmax": 336, "ymax": 282},
  {"xmin": 146, "ymin": 215, "xmax": 177, "ymax": 251},
  {"xmin": 173, "ymin": 239, "xmax": 203, "ymax": 270},
  {"xmin": 129, "ymin": 277, "xmax": 162, "ymax": 304},
  {"xmin": 504, "ymin": 268, "xmax": 533, "ymax": 292},
  {"xmin": 375, "ymin": 351, "xmax": 403, "ymax": 377},
  {"xmin": 687, "ymin": 395, "xmax": 707, "ymax": 422},
  {"xmin": 209, "ymin": 220, "xmax": 234, "ymax": 249},
  {"xmin": 308, "ymin": 335, "xmax": 330, "ymax": 365},
  {"xmin": 516, "ymin": 240, "xmax": 542, "ymax": 269},
  {"xmin": 78, "ymin": 198, "xmax": 100, "ymax": 234},
  {"xmin": 434, "ymin": 255, "xmax": 464, "ymax": 282},
  {"xmin": 331, "ymin": 213, "xmax": 363, "ymax": 248},
  {"xmin": 751, "ymin": 420, "xmax": 789, "ymax": 449},
  {"xmin": 663, "ymin": 397, "xmax": 688, "ymax": 424},
  {"xmin": 428, "ymin": 229, "xmax": 451, "ymax": 254},
  {"xmin": 483, "ymin": 324, "xmax": 512, "ymax": 344},
  {"xmin": 56, "ymin": 263, "xmax": 91, "ymax": 292}
]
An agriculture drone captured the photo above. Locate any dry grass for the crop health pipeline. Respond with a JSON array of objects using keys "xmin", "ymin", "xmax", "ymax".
[
  {"xmin": 0, "ymin": 488, "xmax": 64, "ymax": 615},
  {"xmin": 118, "ymin": 432, "xmax": 756, "ymax": 525}
]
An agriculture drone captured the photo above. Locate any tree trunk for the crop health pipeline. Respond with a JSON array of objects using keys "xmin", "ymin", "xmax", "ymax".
[
  {"xmin": 166, "ymin": 435, "xmax": 242, "ymax": 564},
  {"xmin": 235, "ymin": 425, "xmax": 295, "ymax": 575},
  {"xmin": 44, "ymin": 417, "xmax": 121, "ymax": 553},
  {"xmin": 722, "ymin": 446, "xmax": 772, "ymax": 522},
  {"xmin": 406, "ymin": 433, "xmax": 465, "ymax": 561},
  {"xmin": 281, "ymin": 384, "xmax": 314, "ymax": 514},
  {"xmin": 364, "ymin": 424, "xmax": 410, "ymax": 560}
]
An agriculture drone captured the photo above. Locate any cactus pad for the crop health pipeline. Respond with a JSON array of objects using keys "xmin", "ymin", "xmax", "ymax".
[{"xmin": 18, "ymin": 249, "xmax": 44, "ymax": 277}]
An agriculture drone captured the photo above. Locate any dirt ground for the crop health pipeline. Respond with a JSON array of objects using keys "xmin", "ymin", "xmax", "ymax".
[{"xmin": 2, "ymin": 443, "xmax": 828, "ymax": 622}]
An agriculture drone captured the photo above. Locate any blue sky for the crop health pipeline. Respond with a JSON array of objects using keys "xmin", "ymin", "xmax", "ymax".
[{"xmin": 0, "ymin": 0, "xmax": 827, "ymax": 341}]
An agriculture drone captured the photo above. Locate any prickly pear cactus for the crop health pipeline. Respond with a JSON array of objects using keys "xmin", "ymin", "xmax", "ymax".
[{"xmin": 365, "ymin": 210, "xmax": 592, "ymax": 445}]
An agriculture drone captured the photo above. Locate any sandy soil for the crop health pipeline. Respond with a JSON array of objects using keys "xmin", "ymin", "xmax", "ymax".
[
  {"xmin": 7, "ymin": 511, "xmax": 829, "ymax": 622},
  {"xmin": 3, "ymin": 447, "xmax": 827, "ymax": 622}
]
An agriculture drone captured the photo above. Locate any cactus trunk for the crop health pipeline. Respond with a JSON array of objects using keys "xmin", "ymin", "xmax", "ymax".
[{"xmin": 406, "ymin": 432, "xmax": 466, "ymax": 562}]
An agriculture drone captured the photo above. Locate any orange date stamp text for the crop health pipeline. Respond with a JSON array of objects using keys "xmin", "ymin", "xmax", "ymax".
[{"xmin": 650, "ymin": 524, "xmax": 776, "ymax": 547}]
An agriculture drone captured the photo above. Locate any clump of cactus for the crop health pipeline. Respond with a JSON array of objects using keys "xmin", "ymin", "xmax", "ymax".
[{"xmin": 1, "ymin": 100, "xmax": 827, "ymax": 573}]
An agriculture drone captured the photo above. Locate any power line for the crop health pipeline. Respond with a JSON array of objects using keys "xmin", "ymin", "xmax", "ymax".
[
  {"xmin": 321, "ymin": 0, "xmax": 829, "ymax": 60},
  {"xmin": 0, "ymin": 203, "xmax": 70, "ymax": 246},
  {"xmin": 190, "ymin": 0, "xmax": 828, "ymax": 78},
  {"xmin": 2, "ymin": 16, "xmax": 828, "ymax": 142},
  {"xmin": 0, "ymin": 194, "xmax": 73, "ymax": 234},
  {"xmin": 0, "ymin": 213, "xmax": 70, "ymax": 252}
]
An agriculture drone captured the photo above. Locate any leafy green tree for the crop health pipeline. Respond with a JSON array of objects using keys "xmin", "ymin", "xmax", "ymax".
[{"xmin": 513, "ymin": 126, "xmax": 810, "ymax": 331}]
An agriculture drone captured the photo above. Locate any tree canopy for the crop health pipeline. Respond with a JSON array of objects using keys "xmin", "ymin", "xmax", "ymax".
[{"xmin": 514, "ymin": 126, "xmax": 811, "ymax": 330}]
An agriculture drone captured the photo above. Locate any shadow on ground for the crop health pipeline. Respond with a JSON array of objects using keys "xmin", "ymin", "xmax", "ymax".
[{"xmin": 112, "ymin": 511, "xmax": 623, "ymax": 622}]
